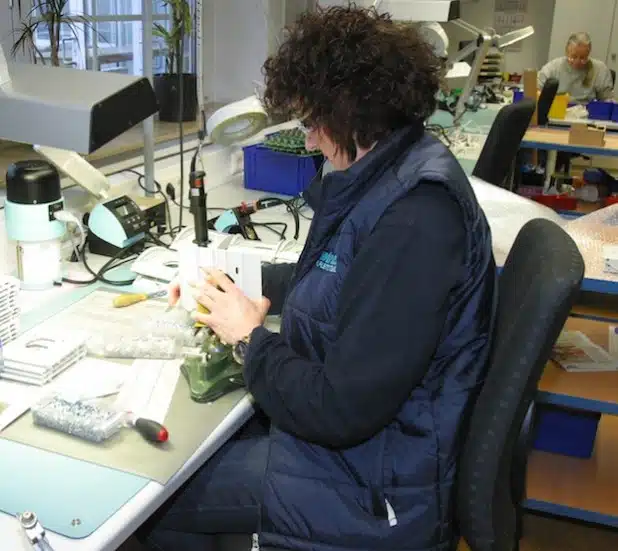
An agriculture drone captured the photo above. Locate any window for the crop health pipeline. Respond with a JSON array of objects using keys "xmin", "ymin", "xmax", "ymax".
[{"xmin": 30, "ymin": 0, "xmax": 196, "ymax": 75}]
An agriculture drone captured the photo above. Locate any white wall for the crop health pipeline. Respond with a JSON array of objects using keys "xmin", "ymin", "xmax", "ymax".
[
  {"xmin": 0, "ymin": 2, "xmax": 16, "ymax": 60},
  {"xmin": 444, "ymin": 0, "xmax": 556, "ymax": 73},
  {"xmin": 202, "ymin": 0, "xmax": 312, "ymax": 105},
  {"xmin": 548, "ymin": 0, "xmax": 615, "ymax": 62}
]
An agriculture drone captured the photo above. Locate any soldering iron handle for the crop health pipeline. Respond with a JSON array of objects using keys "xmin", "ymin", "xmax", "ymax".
[{"xmin": 190, "ymin": 170, "xmax": 209, "ymax": 245}]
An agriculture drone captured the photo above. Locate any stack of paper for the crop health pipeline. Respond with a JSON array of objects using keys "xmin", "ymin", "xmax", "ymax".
[
  {"xmin": 0, "ymin": 276, "xmax": 20, "ymax": 345},
  {"xmin": 552, "ymin": 331, "xmax": 618, "ymax": 372},
  {"xmin": 0, "ymin": 330, "xmax": 88, "ymax": 385}
]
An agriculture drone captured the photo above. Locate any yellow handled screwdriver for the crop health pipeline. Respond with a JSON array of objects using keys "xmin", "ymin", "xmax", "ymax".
[{"xmin": 112, "ymin": 289, "xmax": 167, "ymax": 308}]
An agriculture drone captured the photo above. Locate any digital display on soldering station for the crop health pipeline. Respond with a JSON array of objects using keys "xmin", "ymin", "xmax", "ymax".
[{"xmin": 115, "ymin": 204, "xmax": 130, "ymax": 217}]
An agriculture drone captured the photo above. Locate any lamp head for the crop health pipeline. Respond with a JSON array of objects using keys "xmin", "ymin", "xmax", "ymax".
[{"xmin": 0, "ymin": 41, "xmax": 158, "ymax": 155}]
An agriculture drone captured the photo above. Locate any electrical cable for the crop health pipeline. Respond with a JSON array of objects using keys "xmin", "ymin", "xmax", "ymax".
[
  {"xmin": 147, "ymin": 230, "xmax": 172, "ymax": 248},
  {"xmin": 253, "ymin": 221, "xmax": 288, "ymax": 240},
  {"xmin": 62, "ymin": 242, "xmax": 138, "ymax": 287},
  {"xmin": 123, "ymin": 168, "xmax": 175, "ymax": 239},
  {"xmin": 254, "ymin": 196, "xmax": 301, "ymax": 240},
  {"xmin": 177, "ymin": 16, "xmax": 186, "ymax": 233}
]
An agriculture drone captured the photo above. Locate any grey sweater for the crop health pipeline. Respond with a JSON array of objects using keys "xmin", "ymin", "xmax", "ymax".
[{"xmin": 538, "ymin": 56, "xmax": 614, "ymax": 103}]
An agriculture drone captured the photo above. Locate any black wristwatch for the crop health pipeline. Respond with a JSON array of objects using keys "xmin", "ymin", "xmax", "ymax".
[{"xmin": 232, "ymin": 334, "xmax": 252, "ymax": 365}]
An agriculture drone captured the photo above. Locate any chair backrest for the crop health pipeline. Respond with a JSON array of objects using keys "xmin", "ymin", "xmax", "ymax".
[
  {"xmin": 537, "ymin": 78, "xmax": 559, "ymax": 126},
  {"xmin": 456, "ymin": 218, "xmax": 584, "ymax": 551},
  {"xmin": 472, "ymin": 98, "xmax": 536, "ymax": 188}
]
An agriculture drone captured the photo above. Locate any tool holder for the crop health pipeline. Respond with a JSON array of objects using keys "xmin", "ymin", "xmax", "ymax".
[{"xmin": 180, "ymin": 332, "xmax": 244, "ymax": 403}]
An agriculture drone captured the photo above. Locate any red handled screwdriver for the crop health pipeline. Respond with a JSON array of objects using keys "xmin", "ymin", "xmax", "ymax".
[{"xmin": 129, "ymin": 417, "xmax": 169, "ymax": 443}]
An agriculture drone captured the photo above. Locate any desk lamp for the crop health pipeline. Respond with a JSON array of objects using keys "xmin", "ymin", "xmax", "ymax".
[
  {"xmin": 0, "ymin": 41, "xmax": 159, "ymax": 287},
  {"xmin": 321, "ymin": 0, "xmax": 534, "ymax": 123}
]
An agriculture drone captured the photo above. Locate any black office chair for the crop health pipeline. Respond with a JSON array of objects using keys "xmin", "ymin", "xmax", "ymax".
[
  {"xmin": 456, "ymin": 218, "xmax": 584, "ymax": 551},
  {"xmin": 537, "ymin": 78, "xmax": 559, "ymax": 126},
  {"xmin": 472, "ymin": 98, "xmax": 536, "ymax": 188}
]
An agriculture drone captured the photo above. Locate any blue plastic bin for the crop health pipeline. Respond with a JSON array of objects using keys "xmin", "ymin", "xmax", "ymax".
[
  {"xmin": 533, "ymin": 405, "xmax": 601, "ymax": 459},
  {"xmin": 243, "ymin": 144, "xmax": 324, "ymax": 196},
  {"xmin": 587, "ymin": 100, "xmax": 614, "ymax": 121},
  {"xmin": 611, "ymin": 103, "xmax": 618, "ymax": 122},
  {"xmin": 513, "ymin": 90, "xmax": 524, "ymax": 103}
]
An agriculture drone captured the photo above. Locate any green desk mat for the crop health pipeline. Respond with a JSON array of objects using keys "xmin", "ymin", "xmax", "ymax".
[{"xmin": 0, "ymin": 282, "xmax": 249, "ymax": 538}]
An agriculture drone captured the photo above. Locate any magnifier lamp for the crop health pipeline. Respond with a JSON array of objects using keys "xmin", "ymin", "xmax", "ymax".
[
  {"xmin": 0, "ymin": 41, "xmax": 159, "ymax": 288},
  {"xmin": 322, "ymin": 0, "xmax": 534, "ymax": 123},
  {"xmin": 176, "ymin": 94, "xmax": 269, "ymax": 313}
]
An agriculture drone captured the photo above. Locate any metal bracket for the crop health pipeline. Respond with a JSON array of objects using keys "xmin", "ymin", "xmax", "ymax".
[{"xmin": 17, "ymin": 511, "xmax": 55, "ymax": 551}]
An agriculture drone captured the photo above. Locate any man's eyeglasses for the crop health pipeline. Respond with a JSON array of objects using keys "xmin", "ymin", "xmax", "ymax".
[{"xmin": 567, "ymin": 56, "xmax": 589, "ymax": 64}]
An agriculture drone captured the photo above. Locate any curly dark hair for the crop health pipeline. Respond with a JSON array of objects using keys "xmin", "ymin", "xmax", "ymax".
[{"xmin": 262, "ymin": 4, "xmax": 441, "ymax": 161}]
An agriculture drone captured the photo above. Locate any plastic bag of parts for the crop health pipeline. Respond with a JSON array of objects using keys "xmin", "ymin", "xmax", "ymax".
[
  {"xmin": 87, "ymin": 309, "xmax": 202, "ymax": 359},
  {"xmin": 181, "ymin": 332, "xmax": 244, "ymax": 403},
  {"xmin": 564, "ymin": 204, "xmax": 618, "ymax": 281},
  {"xmin": 87, "ymin": 333, "xmax": 182, "ymax": 359},
  {"xmin": 32, "ymin": 395, "xmax": 125, "ymax": 443},
  {"xmin": 469, "ymin": 176, "xmax": 566, "ymax": 266},
  {"xmin": 142, "ymin": 307, "xmax": 202, "ymax": 347}
]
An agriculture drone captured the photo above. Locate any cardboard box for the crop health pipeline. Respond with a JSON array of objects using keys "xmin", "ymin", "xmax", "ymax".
[{"xmin": 569, "ymin": 123, "xmax": 606, "ymax": 147}]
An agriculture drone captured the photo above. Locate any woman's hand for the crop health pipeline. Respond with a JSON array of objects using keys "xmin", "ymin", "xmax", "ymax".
[
  {"xmin": 168, "ymin": 279, "xmax": 181, "ymax": 307},
  {"xmin": 193, "ymin": 269, "xmax": 270, "ymax": 345}
]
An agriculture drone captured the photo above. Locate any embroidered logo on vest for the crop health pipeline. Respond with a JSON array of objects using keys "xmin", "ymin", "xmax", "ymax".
[{"xmin": 316, "ymin": 251, "xmax": 338, "ymax": 273}]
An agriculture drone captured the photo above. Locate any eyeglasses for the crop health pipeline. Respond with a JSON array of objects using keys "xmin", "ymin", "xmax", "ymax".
[
  {"xmin": 298, "ymin": 117, "xmax": 316, "ymax": 135},
  {"xmin": 567, "ymin": 55, "xmax": 589, "ymax": 63}
]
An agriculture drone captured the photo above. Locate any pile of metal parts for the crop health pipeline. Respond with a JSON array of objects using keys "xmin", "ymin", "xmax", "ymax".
[{"xmin": 0, "ymin": 275, "xmax": 20, "ymax": 345}]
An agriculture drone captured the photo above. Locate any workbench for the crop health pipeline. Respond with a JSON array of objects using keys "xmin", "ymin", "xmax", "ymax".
[
  {"xmin": 0, "ymin": 177, "xmax": 312, "ymax": 551},
  {"xmin": 1, "ymin": 110, "xmax": 618, "ymax": 549}
]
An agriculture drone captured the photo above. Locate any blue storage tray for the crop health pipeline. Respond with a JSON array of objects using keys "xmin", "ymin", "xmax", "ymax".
[
  {"xmin": 587, "ymin": 100, "xmax": 614, "ymax": 121},
  {"xmin": 533, "ymin": 405, "xmax": 601, "ymax": 459},
  {"xmin": 243, "ymin": 144, "xmax": 324, "ymax": 196}
]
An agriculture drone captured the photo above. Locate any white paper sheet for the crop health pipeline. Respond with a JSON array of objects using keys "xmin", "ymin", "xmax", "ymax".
[
  {"xmin": 114, "ymin": 359, "xmax": 181, "ymax": 424},
  {"xmin": 21, "ymin": 288, "xmax": 168, "ymax": 339},
  {"xmin": 0, "ymin": 358, "xmax": 130, "ymax": 432}
]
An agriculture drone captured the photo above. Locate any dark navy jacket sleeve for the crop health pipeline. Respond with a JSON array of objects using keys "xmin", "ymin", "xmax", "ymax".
[
  {"xmin": 245, "ymin": 183, "xmax": 466, "ymax": 449},
  {"xmin": 262, "ymin": 263, "xmax": 296, "ymax": 315}
]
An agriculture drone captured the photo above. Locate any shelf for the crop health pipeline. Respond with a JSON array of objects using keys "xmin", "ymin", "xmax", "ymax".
[
  {"xmin": 537, "ymin": 317, "xmax": 618, "ymax": 414},
  {"xmin": 572, "ymin": 292, "xmax": 618, "ymax": 322},
  {"xmin": 526, "ymin": 414, "xmax": 618, "ymax": 526}
]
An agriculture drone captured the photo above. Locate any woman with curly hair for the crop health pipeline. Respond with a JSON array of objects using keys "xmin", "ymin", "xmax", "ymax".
[{"xmin": 140, "ymin": 5, "xmax": 496, "ymax": 551}]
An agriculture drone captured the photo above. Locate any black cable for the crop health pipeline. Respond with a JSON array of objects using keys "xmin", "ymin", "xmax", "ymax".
[
  {"xmin": 426, "ymin": 124, "xmax": 452, "ymax": 147},
  {"xmin": 177, "ymin": 16, "xmax": 186, "ymax": 233},
  {"xmin": 123, "ymin": 168, "xmax": 175, "ymax": 239},
  {"xmin": 255, "ymin": 196, "xmax": 301, "ymax": 240},
  {"xmin": 62, "ymin": 242, "xmax": 139, "ymax": 286},
  {"xmin": 253, "ymin": 221, "xmax": 288, "ymax": 240},
  {"xmin": 147, "ymin": 230, "xmax": 171, "ymax": 248}
]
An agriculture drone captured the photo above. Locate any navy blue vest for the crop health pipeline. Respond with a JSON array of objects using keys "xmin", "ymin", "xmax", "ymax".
[{"xmin": 258, "ymin": 127, "xmax": 496, "ymax": 551}]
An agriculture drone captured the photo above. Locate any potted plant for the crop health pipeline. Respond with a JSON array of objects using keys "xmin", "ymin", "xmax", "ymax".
[
  {"xmin": 153, "ymin": 0, "xmax": 198, "ymax": 122},
  {"xmin": 11, "ymin": 0, "xmax": 91, "ymax": 66}
]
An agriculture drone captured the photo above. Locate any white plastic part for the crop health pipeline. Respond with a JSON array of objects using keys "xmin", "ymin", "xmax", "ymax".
[
  {"xmin": 468, "ymin": 176, "xmax": 566, "ymax": 266},
  {"xmin": 178, "ymin": 241, "xmax": 264, "ymax": 312},
  {"xmin": 33, "ymin": 145, "xmax": 111, "ymax": 200},
  {"xmin": 16, "ymin": 240, "xmax": 63, "ymax": 291},
  {"xmin": 206, "ymin": 96, "xmax": 268, "ymax": 146}
]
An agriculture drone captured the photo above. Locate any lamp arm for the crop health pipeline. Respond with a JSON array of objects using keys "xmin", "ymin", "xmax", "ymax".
[
  {"xmin": 447, "ymin": 36, "xmax": 483, "ymax": 66},
  {"xmin": 452, "ymin": 19, "xmax": 485, "ymax": 36}
]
